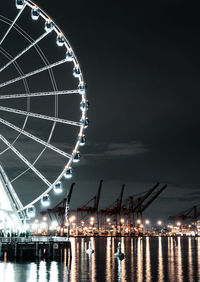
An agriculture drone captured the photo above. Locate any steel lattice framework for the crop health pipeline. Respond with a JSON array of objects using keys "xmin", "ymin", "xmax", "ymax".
[{"xmin": 0, "ymin": 0, "xmax": 88, "ymax": 218}]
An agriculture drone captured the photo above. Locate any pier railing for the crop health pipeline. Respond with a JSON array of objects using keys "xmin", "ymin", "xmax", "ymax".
[{"xmin": 0, "ymin": 236, "xmax": 69, "ymax": 243}]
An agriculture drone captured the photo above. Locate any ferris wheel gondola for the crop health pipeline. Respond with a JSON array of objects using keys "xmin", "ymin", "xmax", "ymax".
[{"xmin": 0, "ymin": 0, "xmax": 88, "ymax": 228}]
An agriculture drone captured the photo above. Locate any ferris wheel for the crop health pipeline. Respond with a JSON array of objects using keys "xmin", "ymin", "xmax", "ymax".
[{"xmin": 0, "ymin": 0, "xmax": 88, "ymax": 226}]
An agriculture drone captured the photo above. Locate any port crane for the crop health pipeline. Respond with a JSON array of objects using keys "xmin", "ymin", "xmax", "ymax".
[
  {"xmin": 121, "ymin": 183, "xmax": 160, "ymax": 226},
  {"xmin": 168, "ymin": 204, "xmax": 200, "ymax": 225},
  {"xmin": 136, "ymin": 184, "xmax": 167, "ymax": 221},
  {"xmin": 74, "ymin": 180, "xmax": 103, "ymax": 228},
  {"xmin": 41, "ymin": 182, "xmax": 75, "ymax": 228},
  {"xmin": 99, "ymin": 184, "xmax": 125, "ymax": 230}
]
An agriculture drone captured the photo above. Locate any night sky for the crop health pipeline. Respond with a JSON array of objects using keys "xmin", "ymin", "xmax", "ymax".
[{"xmin": 1, "ymin": 0, "xmax": 200, "ymax": 222}]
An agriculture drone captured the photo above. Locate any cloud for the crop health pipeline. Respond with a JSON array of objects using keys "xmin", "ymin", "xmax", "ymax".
[
  {"xmin": 85, "ymin": 141, "xmax": 150, "ymax": 158},
  {"xmin": 104, "ymin": 142, "xmax": 149, "ymax": 157}
]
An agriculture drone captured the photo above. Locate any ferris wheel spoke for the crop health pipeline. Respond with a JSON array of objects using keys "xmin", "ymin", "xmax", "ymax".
[
  {"xmin": 0, "ymin": 133, "xmax": 51, "ymax": 186},
  {"xmin": 0, "ymin": 45, "xmax": 30, "ymax": 156},
  {"xmin": 11, "ymin": 123, "xmax": 57, "ymax": 183},
  {"xmin": 0, "ymin": 165, "xmax": 24, "ymax": 211},
  {"xmin": 0, "ymin": 106, "xmax": 81, "ymax": 127},
  {"xmin": 0, "ymin": 0, "xmax": 87, "ymax": 211},
  {"xmin": 0, "ymin": 3, "xmax": 27, "ymax": 46},
  {"xmin": 0, "ymin": 30, "xmax": 51, "ymax": 73},
  {"xmin": 0, "ymin": 89, "xmax": 78, "ymax": 99},
  {"xmin": 0, "ymin": 15, "xmax": 59, "ymax": 96},
  {"xmin": 0, "ymin": 58, "xmax": 68, "ymax": 89},
  {"xmin": 0, "ymin": 117, "xmax": 71, "ymax": 159}
]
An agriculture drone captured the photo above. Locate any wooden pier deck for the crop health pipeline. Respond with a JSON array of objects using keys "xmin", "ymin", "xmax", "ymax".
[{"xmin": 0, "ymin": 236, "xmax": 71, "ymax": 261}]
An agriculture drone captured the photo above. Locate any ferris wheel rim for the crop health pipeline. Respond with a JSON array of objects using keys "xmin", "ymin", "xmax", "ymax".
[
  {"xmin": 0, "ymin": 14, "xmax": 58, "ymax": 159},
  {"xmin": 0, "ymin": 0, "xmax": 88, "ymax": 212},
  {"xmin": 0, "ymin": 14, "xmax": 60, "ymax": 189}
]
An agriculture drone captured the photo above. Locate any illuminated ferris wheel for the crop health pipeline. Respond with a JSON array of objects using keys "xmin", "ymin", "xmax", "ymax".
[{"xmin": 0, "ymin": 0, "xmax": 88, "ymax": 228}]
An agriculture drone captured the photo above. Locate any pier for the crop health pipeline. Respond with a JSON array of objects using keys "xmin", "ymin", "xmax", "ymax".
[{"xmin": 0, "ymin": 236, "xmax": 71, "ymax": 261}]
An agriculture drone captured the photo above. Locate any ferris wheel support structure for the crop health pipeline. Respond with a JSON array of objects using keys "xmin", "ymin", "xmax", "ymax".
[{"xmin": 0, "ymin": 0, "xmax": 89, "ymax": 225}]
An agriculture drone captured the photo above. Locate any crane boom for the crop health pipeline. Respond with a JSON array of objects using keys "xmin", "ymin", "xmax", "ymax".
[
  {"xmin": 67, "ymin": 182, "xmax": 75, "ymax": 204},
  {"xmin": 139, "ymin": 184, "xmax": 167, "ymax": 213},
  {"xmin": 94, "ymin": 180, "xmax": 103, "ymax": 211},
  {"xmin": 118, "ymin": 184, "xmax": 125, "ymax": 211},
  {"xmin": 131, "ymin": 182, "xmax": 160, "ymax": 212},
  {"xmin": 168, "ymin": 205, "xmax": 200, "ymax": 221}
]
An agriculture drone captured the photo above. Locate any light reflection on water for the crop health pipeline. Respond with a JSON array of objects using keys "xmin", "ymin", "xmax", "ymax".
[
  {"xmin": 1, "ymin": 237, "xmax": 200, "ymax": 281},
  {"xmin": 198, "ymin": 238, "xmax": 200, "ymax": 280},
  {"xmin": 106, "ymin": 237, "xmax": 112, "ymax": 282},
  {"xmin": 146, "ymin": 237, "xmax": 151, "ymax": 282},
  {"xmin": 176, "ymin": 237, "xmax": 183, "ymax": 282},
  {"xmin": 188, "ymin": 237, "xmax": 193, "ymax": 282},
  {"xmin": 137, "ymin": 237, "xmax": 143, "ymax": 282},
  {"xmin": 158, "ymin": 237, "xmax": 164, "ymax": 282},
  {"xmin": 168, "ymin": 237, "xmax": 175, "ymax": 282}
]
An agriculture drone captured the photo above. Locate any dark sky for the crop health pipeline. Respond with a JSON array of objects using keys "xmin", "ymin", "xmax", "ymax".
[{"xmin": 1, "ymin": 0, "xmax": 200, "ymax": 222}]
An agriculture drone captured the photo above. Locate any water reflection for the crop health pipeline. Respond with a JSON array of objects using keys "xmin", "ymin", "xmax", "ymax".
[
  {"xmin": 176, "ymin": 237, "xmax": 183, "ymax": 282},
  {"xmin": 0, "ymin": 260, "xmax": 69, "ymax": 282},
  {"xmin": 120, "ymin": 238, "xmax": 126, "ymax": 281},
  {"xmin": 168, "ymin": 237, "xmax": 175, "ymax": 282},
  {"xmin": 188, "ymin": 238, "xmax": 193, "ymax": 281},
  {"xmin": 0, "ymin": 263, "xmax": 15, "ymax": 282},
  {"xmin": 28, "ymin": 263, "xmax": 37, "ymax": 282},
  {"xmin": 146, "ymin": 237, "xmax": 151, "ymax": 282},
  {"xmin": 89, "ymin": 237, "xmax": 96, "ymax": 282},
  {"xmin": 106, "ymin": 237, "xmax": 112, "ymax": 282},
  {"xmin": 158, "ymin": 237, "xmax": 164, "ymax": 282},
  {"xmin": 137, "ymin": 238, "xmax": 143, "ymax": 282},
  {"xmin": 63, "ymin": 250, "xmax": 69, "ymax": 282},
  {"xmin": 116, "ymin": 238, "xmax": 126, "ymax": 281},
  {"xmin": 38, "ymin": 261, "xmax": 47, "ymax": 281},
  {"xmin": 130, "ymin": 238, "xmax": 134, "ymax": 281},
  {"xmin": 197, "ymin": 238, "xmax": 200, "ymax": 281},
  {"xmin": 70, "ymin": 238, "xmax": 76, "ymax": 282},
  {"xmin": 116, "ymin": 257, "xmax": 122, "ymax": 281},
  {"xmin": 49, "ymin": 261, "xmax": 59, "ymax": 282},
  {"xmin": 1, "ymin": 237, "xmax": 200, "ymax": 281},
  {"xmin": 80, "ymin": 239, "xmax": 86, "ymax": 281}
]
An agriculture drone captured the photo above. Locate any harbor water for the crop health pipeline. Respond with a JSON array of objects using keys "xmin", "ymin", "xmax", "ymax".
[{"xmin": 0, "ymin": 236, "xmax": 200, "ymax": 281}]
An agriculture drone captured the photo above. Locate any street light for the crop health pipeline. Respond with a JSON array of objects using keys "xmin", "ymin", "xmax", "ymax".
[
  {"xmin": 157, "ymin": 220, "xmax": 162, "ymax": 226},
  {"xmin": 145, "ymin": 220, "xmax": 150, "ymax": 225},
  {"xmin": 137, "ymin": 219, "xmax": 141, "ymax": 224},
  {"xmin": 69, "ymin": 216, "xmax": 76, "ymax": 223}
]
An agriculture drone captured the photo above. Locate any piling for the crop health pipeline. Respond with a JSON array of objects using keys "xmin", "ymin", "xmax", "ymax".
[{"xmin": 0, "ymin": 236, "xmax": 71, "ymax": 261}]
